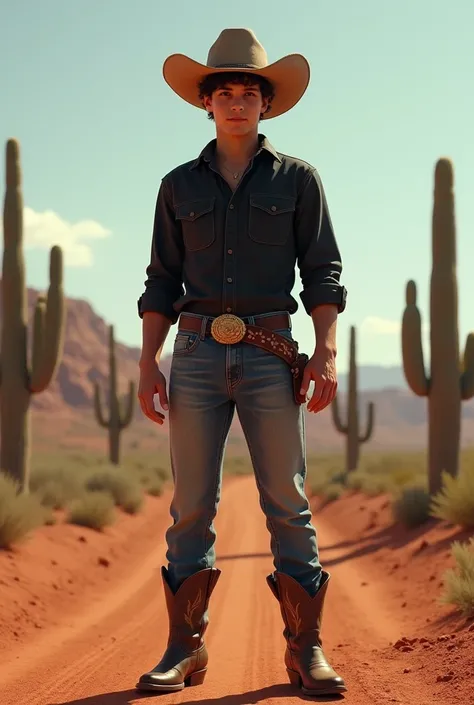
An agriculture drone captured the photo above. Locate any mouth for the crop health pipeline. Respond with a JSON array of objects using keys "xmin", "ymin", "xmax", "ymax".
[{"xmin": 227, "ymin": 117, "xmax": 247, "ymax": 122}]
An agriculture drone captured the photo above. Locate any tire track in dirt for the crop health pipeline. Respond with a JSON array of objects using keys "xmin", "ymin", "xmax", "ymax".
[{"xmin": 0, "ymin": 475, "xmax": 457, "ymax": 705}]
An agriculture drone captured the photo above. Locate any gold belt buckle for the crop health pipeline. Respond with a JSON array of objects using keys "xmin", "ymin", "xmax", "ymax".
[{"xmin": 210, "ymin": 314, "xmax": 246, "ymax": 344}]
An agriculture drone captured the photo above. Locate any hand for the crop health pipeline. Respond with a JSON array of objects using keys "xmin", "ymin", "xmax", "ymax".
[
  {"xmin": 138, "ymin": 360, "xmax": 169, "ymax": 425},
  {"xmin": 300, "ymin": 346, "xmax": 337, "ymax": 413}
]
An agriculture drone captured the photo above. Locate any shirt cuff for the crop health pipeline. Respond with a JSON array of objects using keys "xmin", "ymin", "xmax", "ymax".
[
  {"xmin": 137, "ymin": 293, "xmax": 178, "ymax": 323},
  {"xmin": 300, "ymin": 285, "xmax": 347, "ymax": 315}
]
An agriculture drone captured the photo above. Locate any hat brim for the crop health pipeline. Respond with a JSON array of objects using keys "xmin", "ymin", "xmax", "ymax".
[{"xmin": 162, "ymin": 53, "xmax": 310, "ymax": 119}]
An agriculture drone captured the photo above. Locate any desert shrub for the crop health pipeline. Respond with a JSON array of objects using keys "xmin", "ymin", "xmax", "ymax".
[
  {"xmin": 85, "ymin": 468, "xmax": 144, "ymax": 514},
  {"xmin": 391, "ymin": 487, "xmax": 432, "ymax": 528},
  {"xmin": 223, "ymin": 457, "xmax": 253, "ymax": 475},
  {"xmin": 67, "ymin": 491, "xmax": 116, "ymax": 530},
  {"xmin": 137, "ymin": 468, "xmax": 165, "ymax": 497},
  {"xmin": 321, "ymin": 483, "xmax": 345, "ymax": 504},
  {"xmin": 439, "ymin": 537, "xmax": 474, "ymax": 617},
  {"xmin": 430, "ymin": 467, "xmax": 474, "ymax": 529},
  {"xmin": 30, "ymin": 467, "xmax": 86, "ymax": 509},
  {"xmin": 0, "ymin": 472, "xmax": 46, "ymax": 548},
  {"xmin": 346, "ymin": 470, "xmax": 368, "ymax": 491}
]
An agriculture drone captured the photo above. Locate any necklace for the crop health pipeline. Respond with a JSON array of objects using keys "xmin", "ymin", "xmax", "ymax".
[{"xmin": 221, "ymin": 162, "xmax": 243, "ymax": 180}]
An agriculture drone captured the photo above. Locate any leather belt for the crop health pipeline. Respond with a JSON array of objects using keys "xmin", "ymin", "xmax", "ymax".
[
  {"xmin": 178, "ymin": 312, "xmax": 298, "ymax": 365},
  {"xmin": 177, "ymin": 312, "xmax": 308, "ymax": 405}
]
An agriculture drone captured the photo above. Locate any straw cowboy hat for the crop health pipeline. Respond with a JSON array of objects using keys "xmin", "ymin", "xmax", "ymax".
[{"xmin": 162, "ymin": 28, "xmax": 310, "ymax": 119}]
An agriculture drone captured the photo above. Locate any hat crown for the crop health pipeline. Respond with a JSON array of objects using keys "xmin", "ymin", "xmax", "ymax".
[{"xmin": 206, "ymin": 28, "xmax": 268, "ymax": 70}]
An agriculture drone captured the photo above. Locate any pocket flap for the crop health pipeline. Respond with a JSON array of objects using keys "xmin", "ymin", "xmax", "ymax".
[
  {"xmin": 175, "ymin": 197, "xmax": 215, "ymax": 222},
  {"xmin": 250, "ymin": 194, "xmax": 296, "ymax": 215}
]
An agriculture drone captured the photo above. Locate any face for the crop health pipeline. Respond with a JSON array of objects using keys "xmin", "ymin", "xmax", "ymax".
[{"xmin": 204, "ymin": 82, "xmax": 269, "ymax": 134}]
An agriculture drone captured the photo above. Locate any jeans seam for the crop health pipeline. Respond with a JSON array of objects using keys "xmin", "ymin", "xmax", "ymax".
[{"xmin": 203, "ymin": 402, "xmax": 234, "ymax": 568}]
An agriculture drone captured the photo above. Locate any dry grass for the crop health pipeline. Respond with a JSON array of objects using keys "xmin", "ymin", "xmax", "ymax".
[
  {"xmin": 430, "ymin": 465, "xmax": 474, "ymax": 529},
  {"xmin": 439, "ymin": 537, "xmax": 474, "ymax": 617},
  {"xmin": 391, "ymin": 487, "xmax": 433, "ymax": 528},
  {"xmin": 66, "ymin": 491, "xmax": 116, "ymax": 531},
  {"xmin": 0, "ymin": 472, "xmax": 47, "ymax": 549}
]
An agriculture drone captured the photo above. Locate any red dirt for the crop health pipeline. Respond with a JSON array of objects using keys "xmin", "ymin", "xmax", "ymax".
[{"xmin": 0, "ymin": 476, "xmax": 472, "ymax": 704}]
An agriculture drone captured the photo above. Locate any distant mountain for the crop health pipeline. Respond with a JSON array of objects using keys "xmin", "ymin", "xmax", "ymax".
[
  {"xmin": 337, "ymin": 364, "xmax": 406, "ymax": 392},
  {"xmin": 1, "ymin": 288, "xmax": 473, "ymax": 450}
]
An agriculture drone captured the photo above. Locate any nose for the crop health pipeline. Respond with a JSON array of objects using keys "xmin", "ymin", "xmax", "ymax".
[{"xmin": 231, "ymin": 101, "xmax": 244, "ymax": 112}]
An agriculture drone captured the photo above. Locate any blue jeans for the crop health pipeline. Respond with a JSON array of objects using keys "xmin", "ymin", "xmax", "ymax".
[{"xmin": 165, "ymin": 312, "xmax": 322, "ymax": 596}]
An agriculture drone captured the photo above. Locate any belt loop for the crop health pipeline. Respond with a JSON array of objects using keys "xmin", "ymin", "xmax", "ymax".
[
  {"xmin": 287, "ymin": 312, "xmax": 292, "ymax": 330},
  {"xmin": 199, "ymin": 315, "xmax": 208, "ymax": 340},
  {"xmin": 247, "ymin": 315, "xmax": 255, "ymax": 325}
]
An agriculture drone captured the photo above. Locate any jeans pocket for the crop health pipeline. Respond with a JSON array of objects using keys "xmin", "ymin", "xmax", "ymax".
[{"xmin": 173, "ymin": 331, "xmax": 200, "ymax": 356}]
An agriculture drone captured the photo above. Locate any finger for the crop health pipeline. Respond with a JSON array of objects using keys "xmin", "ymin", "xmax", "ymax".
[
  {"xmin": 312, "ymin": 381, "xmax": 335, "ymax": 413},
  {"xmin": 139, "ymin": 393, "xmax": 165, "ymax": 424},
  {"xmin": 155, "ymin": 383, "xmax": 169, "ymax": 411},
  {"xmin": 307, "ymin": 378, "xmax": 324, "ymax": 412}
]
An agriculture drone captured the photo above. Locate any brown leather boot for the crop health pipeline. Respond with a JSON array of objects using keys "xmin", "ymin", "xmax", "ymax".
[
  {"xmin": 136, "ymin": 566, "xmax": 221, "ymax": 693},
  {"xmin": 266, "ymin": 569, "xmax": 347, "ymax": 696}
]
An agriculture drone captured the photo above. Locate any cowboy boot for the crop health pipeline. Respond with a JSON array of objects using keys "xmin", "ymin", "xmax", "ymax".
[
  {"xmin": 136, "ymin": 566, "xmax": 221, "ymax": 692},
  {"xmin": 266, "ymin": 569, "xmax": 347, "ymax": 696}
]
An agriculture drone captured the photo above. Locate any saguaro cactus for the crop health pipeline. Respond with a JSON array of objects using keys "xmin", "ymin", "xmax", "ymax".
[
  {"xmin": 331, "ymin": 326, "xmax": 375, "ymax": 472},
  {"xmin": 0, "ymin": 138, "xmax": 65, "ymax": 492},
  {"xmin": 94, "ymin": 324, "xmax": 135, "ymax": 464},
  {"xmin": 402, "ymin": 158, "xmax": 474, "ymax": 495}
]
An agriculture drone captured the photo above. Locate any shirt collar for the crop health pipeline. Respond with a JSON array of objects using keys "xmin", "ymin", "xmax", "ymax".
[{"xmin": 189, "ymin": 133, "xmax": 282, "ymax": 170}]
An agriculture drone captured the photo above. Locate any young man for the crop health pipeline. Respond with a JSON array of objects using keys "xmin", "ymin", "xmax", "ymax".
[{"xmin": 136, "ymin": 28, "xmax": 347, "ymax": 697}]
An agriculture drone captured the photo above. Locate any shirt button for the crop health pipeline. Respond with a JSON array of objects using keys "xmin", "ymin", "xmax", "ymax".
[
  {"xmin": 271, "ymin": 205, "xmax": 277, "ymax": 212},
  {"xmin": 229, "ymin": 204, "xmax": 234, "ymax": 209},
  {"xmin": 227, "ymin": 277, "xmax": 232, "ymax": 283},
  {"xmin": 227, "ymin": 249, "xmax": 233, "ymax": 254},
  {"xmin": 189, "ymin": 211, "xmax": 195, "ymax": 217},
  {"xmin": 226, "ymin": 307, "xmax": 232, "ymax": 313}
]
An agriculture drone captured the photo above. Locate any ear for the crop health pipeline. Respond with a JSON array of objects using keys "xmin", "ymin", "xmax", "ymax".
[
  {"xmin": 202, "ymin": 95, "xmax": 213, "ymax": 113},
  {"xmin": 260, "ymin": 96, "xmax": 270, "ymax": 115}
]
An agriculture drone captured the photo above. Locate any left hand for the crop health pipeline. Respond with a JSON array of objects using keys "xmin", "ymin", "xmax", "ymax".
[{"xmin": 300, "ymin": 347, "xmax": 337, "ymax": 413}]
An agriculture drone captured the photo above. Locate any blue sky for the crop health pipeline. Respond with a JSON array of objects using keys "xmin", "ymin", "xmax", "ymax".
[{"xmin": 1, "ymin": 0, "xmax": 473, "ymax": 373}]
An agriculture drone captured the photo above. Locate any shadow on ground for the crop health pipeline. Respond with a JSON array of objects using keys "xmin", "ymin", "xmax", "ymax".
[{"xmin": 50, "ymin": 684, "xmax": 345, "ymax": 704}]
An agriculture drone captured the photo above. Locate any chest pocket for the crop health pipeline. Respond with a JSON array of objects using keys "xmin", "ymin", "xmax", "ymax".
[
  {"xmin": 175, "ymin": 197, "xmax": 216, "ymax": 251},
  {"xmin": 249, "ymin": 194, "xmax": 296, "ymax": 246}
]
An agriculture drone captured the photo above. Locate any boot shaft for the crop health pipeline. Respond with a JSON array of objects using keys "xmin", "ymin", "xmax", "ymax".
[{"xmin": 162, "ymin": 566, "xmax": 221, "ymax": 644}]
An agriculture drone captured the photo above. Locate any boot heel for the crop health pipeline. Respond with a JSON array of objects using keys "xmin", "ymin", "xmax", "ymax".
[
  {"xmin": 186, "ymin": 669, "xmax": 207, "ymax": 687},
  {"xmin": 286, "ymin": 668, "xmax": 301, "ymax": 687}
]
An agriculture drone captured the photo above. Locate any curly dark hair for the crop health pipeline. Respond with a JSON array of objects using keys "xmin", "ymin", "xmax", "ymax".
[{"xmin": 197, "ymin": 71, "xmax": 275, "ymax": 121}]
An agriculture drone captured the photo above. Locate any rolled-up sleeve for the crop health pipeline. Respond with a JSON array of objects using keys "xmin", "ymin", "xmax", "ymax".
[
  {"xmin": 295, "ymin": 168, "xmax": 347, "ymax": 314},
  {"xmin": 137, "ymin": 178, "xmax": 184, "ymax": 323}
]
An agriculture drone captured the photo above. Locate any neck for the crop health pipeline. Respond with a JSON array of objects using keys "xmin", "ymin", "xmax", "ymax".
[{"xmin": 215, "ymin": 129, "xmax": 260, "ymax": 166}]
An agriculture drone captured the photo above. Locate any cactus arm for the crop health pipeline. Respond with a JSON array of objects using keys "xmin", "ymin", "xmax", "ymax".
[
  {"xmin": 29, "ymin": 246, "xmax": 65, "ymax": 392},
  {"xmin": 93, "ymin": 382, "xmax": 109, "ymax": 428},
  {"xmin": 401, "ymin": 280, "xmax": 429, "ymax": 396},
  {"xmin": 359, "ymin": 401, "xmax": 374, "ymax": 443},
  {"xmin": 119, "ymin": 381, "xmax": 136, "ymax": 429},
  {"xmin": 330, "ymin": 393, "xmax": 348, "ymax": 434},
  {"xmin": 31, "ymin": 295, "xmax": 46, "ymax": 385},
  {"xmin": 461, "ymin": 332, "xmax": 474, "ymax": 400}
]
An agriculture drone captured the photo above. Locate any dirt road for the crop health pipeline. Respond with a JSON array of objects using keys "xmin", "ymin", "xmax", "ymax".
[{"xmin": 0, "ymin": 475, "xmax": 471, "ymax": 705}]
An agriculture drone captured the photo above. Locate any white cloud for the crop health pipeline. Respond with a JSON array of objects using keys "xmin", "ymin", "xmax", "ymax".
[
  {"xmin": 360, "ymin": 316, "xmax": 401, "ymax": 335},
  {"xmin": 0, "ymin": 206, "xmax": 111, "ymax": 266}
]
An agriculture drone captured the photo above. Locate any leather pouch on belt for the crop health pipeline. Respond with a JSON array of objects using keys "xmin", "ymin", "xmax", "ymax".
[{"xmin": 292, "ymin": 352, "xmax": 309, "ymax": 405}]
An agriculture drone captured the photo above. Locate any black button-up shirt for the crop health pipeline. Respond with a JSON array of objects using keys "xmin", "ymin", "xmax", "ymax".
[{"xmin": 137, "ymin": 134, "xmax": 347, "ymax": 323}]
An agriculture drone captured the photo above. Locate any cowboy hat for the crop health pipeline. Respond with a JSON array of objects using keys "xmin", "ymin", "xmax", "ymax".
[{"xmin": 162, "ymin": 28, "xmax": 310, "ymax": 119}]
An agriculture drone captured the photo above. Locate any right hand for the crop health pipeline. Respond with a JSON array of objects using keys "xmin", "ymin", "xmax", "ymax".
[{"xmin": 138, "ymin": 360, "xmax": 169, "ymax": 425}]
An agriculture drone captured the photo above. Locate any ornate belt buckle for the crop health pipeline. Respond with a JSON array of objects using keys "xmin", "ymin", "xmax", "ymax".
[{"xmin": 210, "ymin": 314, "xmax": 246, "ymax": 344}]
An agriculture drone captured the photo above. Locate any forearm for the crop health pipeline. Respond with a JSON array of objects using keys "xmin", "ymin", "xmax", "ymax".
[
  {"xmin": 310, "ymin": 304, "xmax": 338, "ymax": 354},
  {"xmin": 139, "ymin": 312, "xmax": 172, "ymax": 367}
]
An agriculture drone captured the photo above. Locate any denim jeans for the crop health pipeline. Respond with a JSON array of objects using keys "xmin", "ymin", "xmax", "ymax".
[{"xmin": 165, "ymin": 311, "xmax": 322, "ymax": 596}]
